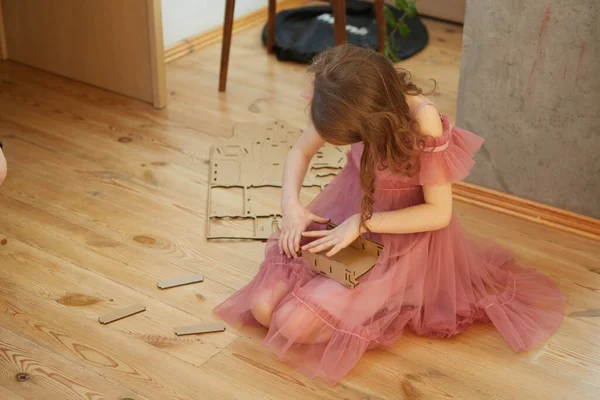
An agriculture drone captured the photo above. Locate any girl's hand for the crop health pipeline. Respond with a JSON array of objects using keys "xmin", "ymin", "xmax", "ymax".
[
  {"xmin": 301, "ymin": 214, "xmax": 361, "ymax": 257},
  {"xmin": 279, "ymin": 201, "xmax": 329, "ymax": 259}
]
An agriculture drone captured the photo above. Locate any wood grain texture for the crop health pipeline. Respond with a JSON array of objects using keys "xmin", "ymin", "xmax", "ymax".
[
  {"xmin": 1, "ymin": 0, "xmax": 164, "ymax": 105},
  {"xmin": 0, "ymin": 327, "xmax": 143, "ymax": 400},
  {"xmin": 0, "ymin": 232, "xmax": 236, "ymax": 368},
  {"xmin": 0, "ymin": 252, "xmax": 263, "ymax": 399},
  {"xmin": 403, "ymin": 0, "xmax": 466, "ymax": 23},
  {"xmin": 0, "ymin": 386, "xmax": 26, "ymax": 400},
  {"xmin": 0, "ymin": 17, "xmax": 598, "ymax": 399}
]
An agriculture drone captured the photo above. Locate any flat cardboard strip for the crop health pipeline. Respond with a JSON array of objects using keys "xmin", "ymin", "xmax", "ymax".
[
  {"xmin": 98, "ymin": 304, "xmax": 146, "ymax": 324},
  {"xmin": 174, "ymin": 323, "xmax": 226, "ymax": 336},
  {"xmin": 157, "ymin": 275, "xmax": 204, "ymax": 289}
]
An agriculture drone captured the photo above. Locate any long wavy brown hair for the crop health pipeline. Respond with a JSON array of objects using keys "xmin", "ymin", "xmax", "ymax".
[{"xmin": 308, "ymin": 45, "xmax": 433, "ymax": 233}]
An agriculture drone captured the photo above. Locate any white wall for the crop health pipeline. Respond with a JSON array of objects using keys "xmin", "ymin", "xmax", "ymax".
[{"xmin": 162, "ymin": 0, "xmax": 269, "ymax": 47}]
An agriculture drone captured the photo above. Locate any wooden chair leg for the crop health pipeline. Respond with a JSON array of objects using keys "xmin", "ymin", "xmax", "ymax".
[
  {"xmin": 333, "ymin": 0, "xmax": 347, "ymax": 46},
  {"xmin": 219, "ymin": 0, "xmax": 236, "ymax": 92},
  {"xmin": 374, "ymin": 0, "xmax": 385, "ymax": 52},
  {"xmin": 267, "ymin": 0, "xmax": 276, "ymax": 54}
]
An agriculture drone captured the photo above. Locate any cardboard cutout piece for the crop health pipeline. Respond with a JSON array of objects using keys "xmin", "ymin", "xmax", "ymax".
[
  {"xmin": 98, "ymin": 304, "xmax": 146, "ymax": 324},
  {"xmin": 174, "ymin": 323, "xmax": 226, "ymax": 336},
  {"xmin": 207, "ymin": 120, "xmax": 347, "ymax": 241},
  {"xmin": 301, "ymin": 224, "xmax": 383, "ymax": 288},
  {"xmin": 157, "ymin": 275, "xmax": 204, "ymax": 289}
]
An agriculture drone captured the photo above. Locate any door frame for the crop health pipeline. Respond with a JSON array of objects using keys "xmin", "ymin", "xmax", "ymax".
[
  {"xmin": 146, "ymin": 0, "xmax": 167, "ymax": 108},
  {"xmin": 0, "ymin": 0, "xmax": 8, "ymax": 60},
  {"xmin": 0, "ymin": 0, "xmax": 165, "ymax": 108}
]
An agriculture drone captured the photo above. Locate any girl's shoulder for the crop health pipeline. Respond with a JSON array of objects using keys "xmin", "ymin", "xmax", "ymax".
[{"xmin": 408, "ymin": 96, "xmax": 444, "ymax": 138}]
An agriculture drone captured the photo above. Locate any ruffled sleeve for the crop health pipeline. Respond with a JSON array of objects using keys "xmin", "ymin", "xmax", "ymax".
[{"xmin": 417, "ymin": 115, "xmax": 484, "ymax": 186}]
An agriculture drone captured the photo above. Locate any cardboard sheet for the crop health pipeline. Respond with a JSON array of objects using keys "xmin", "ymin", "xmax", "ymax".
[{"xmin": 207, "ymin": 120, "xmax": 347, "ymax": 241}]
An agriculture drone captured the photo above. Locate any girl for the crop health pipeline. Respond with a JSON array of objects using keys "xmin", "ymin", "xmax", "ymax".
[
  {"xmin": 214, "ymin": 45, "xmax": 565, "ymax": 385},
  {"xmin": 0, "ymin": 141, "xmax": 6, "ymax": 186}
]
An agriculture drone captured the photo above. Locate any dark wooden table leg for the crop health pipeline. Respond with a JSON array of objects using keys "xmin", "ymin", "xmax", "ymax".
[
  {"xmin": 333, "ymin": 0, "xmax": 347, "ymax": 46},
  {"xmin": 267, "ymin": 0, "xmax": 276, "ymax": 53},
  {"xmin": 374, "ymin": 0, "xmax": 385, "ymax": 52},
  {"xmin": 219, "ymin": 0, "xmax": 235, "ymax": 92}
]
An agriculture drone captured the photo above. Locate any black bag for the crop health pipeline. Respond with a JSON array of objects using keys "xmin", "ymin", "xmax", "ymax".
[{"xmin": 261, "ymin": 1, "xmax": 429, "ymax": 63}]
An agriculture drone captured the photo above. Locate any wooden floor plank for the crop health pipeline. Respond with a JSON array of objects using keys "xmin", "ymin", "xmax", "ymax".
[
  {"xmin": 0, "ymin": 263, "xmax": 266, "ymax": 400},
  {"xmin": 0, "ymin": 232, "xmax": 237, "ymax": 368},
  {"xmin": 0, "ymin": 326, "xmax": 143, "ymax": 400},
  {"xmin": 200, "ymin": 335, "xmax": 472, "ymax": 400},
  {"xmin": 384, "ymin": 327, "xmax": 599, "ymax": 400},
  {"xmin": 0, "ymin": 385, "xmax": 27, "ymax": 400},
  {"xmin": 0, "ymin": 194, "xmax": 242, "ymax": 329},
  {"xmin": 0, "ymin": 98, "xmax": 266, "ymax": 289}
]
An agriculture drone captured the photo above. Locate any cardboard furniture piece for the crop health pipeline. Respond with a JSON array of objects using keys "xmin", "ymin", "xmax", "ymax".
[
  {"xmin": 98, "ymin": 304, "xmax": 146, "ymax": 324},
  {"xmin": 157, "ymin": 275, "xmax": 204, "ymax": 289},
  {"xmin": 174, "ymin": 323, "xmax": 226, "ymax": 336},
  {"xmin": 301, "ymin": 224, "xmax": 384, "ymax": 289},
  {"xmin": 207, "ymin": 120, "xmax": 347, "ymax": 241}
]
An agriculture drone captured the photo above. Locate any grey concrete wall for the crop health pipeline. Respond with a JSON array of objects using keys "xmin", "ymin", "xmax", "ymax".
[{"xmin": 456, "ymin": 0, "xmax": 600, "ymax": 218}]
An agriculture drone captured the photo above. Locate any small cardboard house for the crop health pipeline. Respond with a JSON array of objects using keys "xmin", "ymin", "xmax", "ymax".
[{"xmin": 301, "ymin": 224, "xmax": 384, "ymax": 289}]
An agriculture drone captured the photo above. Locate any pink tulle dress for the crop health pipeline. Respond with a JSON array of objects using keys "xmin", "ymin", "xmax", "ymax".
[{"xmin": 213, "ymin": 101, "xmax": 566, "ymax": 385}]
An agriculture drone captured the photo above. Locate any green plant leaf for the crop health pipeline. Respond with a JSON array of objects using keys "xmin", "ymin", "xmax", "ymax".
[
  {"xmin": 384, "ymin": 38, "xmax": 398, "ymax": 61},
  {"xmin": 385, "ymin": 27, "xmax": 399, "ymax": 61},
  {"xmin": 395, "ymin": 0, "xmax": 408, "ymax": 10},
  {"xmin": 398, "ymin": 21, "xmax": 411, "ymax": 37},
  {"xmin": 390, "ymin": 29, "xmax": 397, "ymax": 60},
  {"xmin": 384, "ymin": 39, "xmax": 392, "ymax": 58},
  {"xmin": 407, "ymin": 2, "xmax": 418, "ymax": 18},
  {"xmin": 383, "ymin": 6, "xmax": 397, "ymax": 27}
]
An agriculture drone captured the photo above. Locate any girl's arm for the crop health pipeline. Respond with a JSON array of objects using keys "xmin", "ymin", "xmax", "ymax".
[
  {"xmin": 279, "ymin": 124, "xmax": 329, "ymax": 258},
  {"xmin": 362, "ymin": 183, "xmax": 453, "ymax": 234},
  {"xmin": 302, "ymin": 183, "xmax": 452, "ymax": 256},
  {"xmin": 281, "ymin": 123, "xmax": 325, "ymax": 209},
  {"xmin": 366, "ymin": 102, "xmax": 453, "ymax": 233}
]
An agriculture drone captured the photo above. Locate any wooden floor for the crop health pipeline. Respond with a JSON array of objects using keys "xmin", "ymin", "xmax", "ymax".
[{"xmin": 0, "ymin": 18, "xmax": 599, "ymax": 400}]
